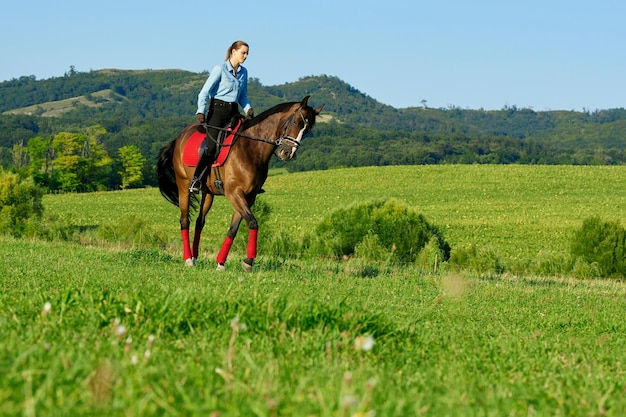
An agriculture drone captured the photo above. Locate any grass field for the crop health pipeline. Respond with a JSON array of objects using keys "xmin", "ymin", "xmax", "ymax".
[
  {"xmin": 43, "ymin": 164, "xmax": 626, "ymax": 266},
  {"xmin": 2, "ymin": 165, "xmax": 626, "ymax": 416}
]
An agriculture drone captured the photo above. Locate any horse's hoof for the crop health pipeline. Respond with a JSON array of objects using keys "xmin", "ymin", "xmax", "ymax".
[
  {"xmin": 241, "ymin": 259, "xmax": 254, "ymax": 273},
  {"xmin": 216, "ymin": 263, "xmax": 226, "ymax": 271},
  {"xmin": 185, "ymin": 258, "xmax": 196, "ymax": 267}
]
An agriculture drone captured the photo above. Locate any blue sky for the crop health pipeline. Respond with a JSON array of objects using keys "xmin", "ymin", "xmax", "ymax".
[{"xmin": 2, "ymin": 0, "xmax": 625, "ymax": 111}]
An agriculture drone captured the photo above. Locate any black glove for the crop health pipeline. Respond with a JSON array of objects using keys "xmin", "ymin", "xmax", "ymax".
[
  {"xmin": 246, "ymin": 108, "xmax": 254, "ymax": 120},
  {"xmin": 197, "ymin": 113, "xmax": 205, "ymax": 123}
]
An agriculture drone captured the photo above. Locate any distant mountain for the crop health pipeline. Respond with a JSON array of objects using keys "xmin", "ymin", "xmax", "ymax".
[
  {"xmin": 2, "ymin": 69, "xmax": 625, "ymax": 139},
  {"xmin": 1, "ymin": 69, "xmax": 626, "ymax": 174}
]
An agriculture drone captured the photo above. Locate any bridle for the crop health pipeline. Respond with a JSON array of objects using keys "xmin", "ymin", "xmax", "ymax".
[
  {"xmin": 274, "ymin": 108, "xmax": 309, "ymax": 152},
  {"xmin": 200, "ymin": 105, "xmax": 310, "ymax": 151}
]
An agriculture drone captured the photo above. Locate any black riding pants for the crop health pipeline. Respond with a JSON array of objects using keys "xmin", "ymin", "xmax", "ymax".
[{"xmin": 203, "ymin": 99, "xmax": 240, "ymax": 157}]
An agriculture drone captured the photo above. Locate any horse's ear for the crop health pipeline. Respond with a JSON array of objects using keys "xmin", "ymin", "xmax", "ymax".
[{"xmin": 301, "ymin": 95, "xmax": 323, "ymax": 114}]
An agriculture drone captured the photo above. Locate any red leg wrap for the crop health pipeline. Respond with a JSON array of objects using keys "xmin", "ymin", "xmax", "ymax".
[
  {"xmin": 192, "ymin": 228, "xmax": 202, "ymax": 259},
  {"xmin": 181, "ymin": 229, "xmax": 192, "ymax": 261},
  {"xmin": 216, "ymin": 236, "xmax": 234, "ymax": 264},
  {"xmin": 247, "ymin": 229, "xmax": 258, "ymax": 259}
]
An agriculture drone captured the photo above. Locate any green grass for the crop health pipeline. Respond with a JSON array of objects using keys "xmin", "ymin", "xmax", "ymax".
[
  {"xmin": 43, "ymin": 164, "xmax": 626, "ymax": 265},
  {"xmin": 3, "ymin": 165, "xmax": 626, "ymax": 416}
]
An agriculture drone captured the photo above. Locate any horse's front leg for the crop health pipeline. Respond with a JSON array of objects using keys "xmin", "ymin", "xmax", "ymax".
[
  {"xmin": 218, "ymin": 192, "xmax": 259, "ymax": 272},
  {"xmin": 216, "ymin": 212, "xmax": 244, "ymax": 270},
  {"xmin": 192, "ymin": 193, "xmax": 214, "ymax": 260}
]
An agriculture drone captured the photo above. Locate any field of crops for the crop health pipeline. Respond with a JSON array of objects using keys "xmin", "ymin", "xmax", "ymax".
[{"xmin": 2, "ymin": 165, "xmax": 626, "ymax": 416}]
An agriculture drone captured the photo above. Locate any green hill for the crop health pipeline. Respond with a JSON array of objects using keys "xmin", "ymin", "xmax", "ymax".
[
  {"xmin": 3, "ymin": 69, "xmax": 625, "ymax": 139},
  {"xmin": 1, "ymin": 69, "xmax": 625, "ymax": 187}
]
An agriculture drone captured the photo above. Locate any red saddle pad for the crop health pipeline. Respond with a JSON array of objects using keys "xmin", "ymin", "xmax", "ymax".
[
  {"xmin": 182, "ymin": 119, "xmax": 243, "ymax": 167},
  {"xmin": 182, "ymin": 131, "xmax": 205, "ymax": 167}
]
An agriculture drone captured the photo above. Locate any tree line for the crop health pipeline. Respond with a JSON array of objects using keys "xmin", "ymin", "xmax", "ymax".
[
  {"xmin": 1, "ymin": 69, "xmax": 626, "ymax": 192},
  {"xmin": 285, "ymin": 123, "xmax": 626, "ymax": 172},
  {"xmin": 11, "ymin": 125, "xmax": 146, "ymax": 192}
]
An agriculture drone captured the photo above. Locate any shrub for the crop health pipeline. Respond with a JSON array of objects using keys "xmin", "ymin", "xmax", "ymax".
[
  {"xmin": 264, "ymin": 233, "xmax": 303, "ymax": 260},
  {"xmin": 532, "ymin": 251, "xmax": 574, "ymax": 276},
  {"xmin": 354, "ymin": 231, "xmax": 390, "ymax": 262},
  {"xmin": 570, "ymin": 216, "xmax": 626, "ymax": 277},
  {"xmin": 0, "ymin": 171, "xmax": 44, "ymax": 237},
  {"xmin": 34, "ymin": 213, "xmax": 82, "ymax": 242},
  {"xmin": 449, "ymin": 244, "xmax": 504, "ymax": 274},
  {"xmin": 310, "ymin": 199, "xmax": 451, "ymax": 264},
  {"xmin": 98, "ymin": 214, "xmax": 167, "ymax": 248},
  {"xmin": 416, "ymin": 236, "xmax": 448, "ymax": 273},
  {"xmin": 570, "ymin": 257, "xmax": 602, "ymax": 279}
]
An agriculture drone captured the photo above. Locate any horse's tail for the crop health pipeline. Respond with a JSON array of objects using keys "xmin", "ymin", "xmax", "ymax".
[{"xmin": 157, "ymin": 139, "xmax": 180, "ymax": 207}]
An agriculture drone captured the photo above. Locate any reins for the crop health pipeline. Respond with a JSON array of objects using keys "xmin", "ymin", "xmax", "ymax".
[
  {"xmin": 199, "ymin": 107, "xmax": 309, "ymax": 149},
  {"xmin": 200, "ymin": 123, "xmax": 277, "ymax": 145}
]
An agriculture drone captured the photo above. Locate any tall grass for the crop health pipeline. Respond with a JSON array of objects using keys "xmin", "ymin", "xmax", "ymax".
[
  {"xmin": 3, "ymin": 165, "xmax": 626, "ymax": 415},
  {"xmin": 2, "ymin": 236, "xmax": 626, "ymax": 415}
]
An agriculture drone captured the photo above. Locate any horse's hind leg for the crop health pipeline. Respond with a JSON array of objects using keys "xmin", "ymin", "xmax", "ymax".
[
  {"xmin": 192, "ymin": 193, "xmax": 214, "ymax": 260},
  {"xmin": 179, "ymin": 216, "xmax": 194, "ymax": 266},
  {"xmin": 178, "ymin": 188, "xmax": 195, "ymax": 266}
]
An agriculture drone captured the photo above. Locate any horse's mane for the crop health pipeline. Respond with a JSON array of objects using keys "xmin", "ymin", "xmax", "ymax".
[
  {"xmin": 242, "ymin": 101, "xmax": 308, "ymax": 130},
  {"xmin": 256, "ymin": 102, "xmax": 296, "ymax": 121}
]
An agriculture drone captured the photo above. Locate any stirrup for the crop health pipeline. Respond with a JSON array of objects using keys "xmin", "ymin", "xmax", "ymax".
[{"xmin": 189, "ymin": 177, "xmax": 202, "ymax": 193}]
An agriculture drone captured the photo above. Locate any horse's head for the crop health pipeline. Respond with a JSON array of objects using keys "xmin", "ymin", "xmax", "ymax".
[{"xmin": 275, "ymin": 96, "xmax": 323, "ymax": 161}]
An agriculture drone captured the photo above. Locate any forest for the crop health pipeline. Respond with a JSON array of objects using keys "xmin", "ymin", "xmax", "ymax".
[{"xmin": 1, "ymin": 68, "xmax": 625, "ymax": 191}]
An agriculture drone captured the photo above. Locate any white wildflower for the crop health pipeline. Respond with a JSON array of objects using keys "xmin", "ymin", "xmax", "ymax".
[
  {"xmin": 355, "ymin": 335, "xmax": 375, "ymax": 352},
  {"xmin": 42, "ymin": 302, "xmax": 52, "ymax": 317},
  {"xmin": 115, "ymin": 325, "xmax": 127, "ymax": 338}
]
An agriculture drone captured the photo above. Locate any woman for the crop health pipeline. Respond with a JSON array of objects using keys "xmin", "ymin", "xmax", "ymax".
[{"xmin": 189, "ymin": 40, "xmax": 254, "ymax": 192}]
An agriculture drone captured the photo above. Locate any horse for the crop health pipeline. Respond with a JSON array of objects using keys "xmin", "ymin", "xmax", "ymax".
[{"xmin": 157, "ymin": 96, "xmax": 322, "ymax": 271}]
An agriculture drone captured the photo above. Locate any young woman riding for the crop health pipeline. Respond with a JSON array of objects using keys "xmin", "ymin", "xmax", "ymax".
[{"xmin": 189, "ymin": 40, "xmax": 254, "ymax": 192}]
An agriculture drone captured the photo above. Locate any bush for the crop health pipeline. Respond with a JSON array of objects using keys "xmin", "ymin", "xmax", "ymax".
[
  {"xmin": 0, "ymin": 171, "xmax": 44, "ymax": 237},
  {"xmin": 34, "ymin": 213, "xmax": 83, "ymax": 242},
  {"xmin": 532, "ymin": 251, "xmax": 574, "ymax": 276},
  {"xmin": 416, "ymin": 236, "xmax": 448, "ymax": 272},
  {"xmin": 354, "ymin": 231, "xmax": 390, "ymax": 262},
  {"xmin": 570, "ymin": 216, "xmax": 626, "ymax": 277},
  {"xmin": 309, "ymin": 199, "xmax": 451, "ymax": 264},
  {"xmin": 98, "ymin": 214, "xmax": 167, "ymax": 248},
  {"xmin": 264, "ymin": 233, "xmax": 303, "ymax": 260},
  {"xmin": 449, "ymin": 244, "xmax": 504, "ymax": 274}
]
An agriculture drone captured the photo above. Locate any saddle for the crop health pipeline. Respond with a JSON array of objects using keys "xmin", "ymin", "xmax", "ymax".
[{"xmin": 182, "ymin": 115, "xmax": 244, "ymax": 167}]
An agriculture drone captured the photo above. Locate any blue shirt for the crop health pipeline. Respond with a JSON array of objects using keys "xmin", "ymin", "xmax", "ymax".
[{"xmin": 196, "ymin": 61, "xmax": 252, "ymax": 115}]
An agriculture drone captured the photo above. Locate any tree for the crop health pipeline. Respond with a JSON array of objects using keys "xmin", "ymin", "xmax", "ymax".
[
  {"xmin": 118, "ymin": 145, "xmax": 146, "ymax": 189},
  {"xmin": 0, "ymin": 170, "xmax": 43, "ymax": 236},
  {"xmin": 82, "ymin": 125, "xmax": 113, "ymax": 190},
  {"xmin": 51, "ymin": 127, "xmax": 112, "ymax": 192},
  {"xmin": 11, "ymin": 140, "xmax": 28, "ymax": 171},
  {"xmin": 25, "ymin": 136, "xmax": 55, "ymax": 187},
  {"xmin": 51, "ymin": 132, "xmax": 83, "ymax": 191}
]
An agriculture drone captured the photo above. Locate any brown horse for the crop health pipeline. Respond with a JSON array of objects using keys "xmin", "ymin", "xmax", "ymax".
[{"xmin": 157, "ymin": 96, "xmax": 322, "ymax": 271}]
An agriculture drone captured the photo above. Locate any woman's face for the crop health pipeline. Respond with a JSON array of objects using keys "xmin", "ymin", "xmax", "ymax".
[{"xmin": 231, "ymin": 46, "xmax": 249, "ymax": 66}]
